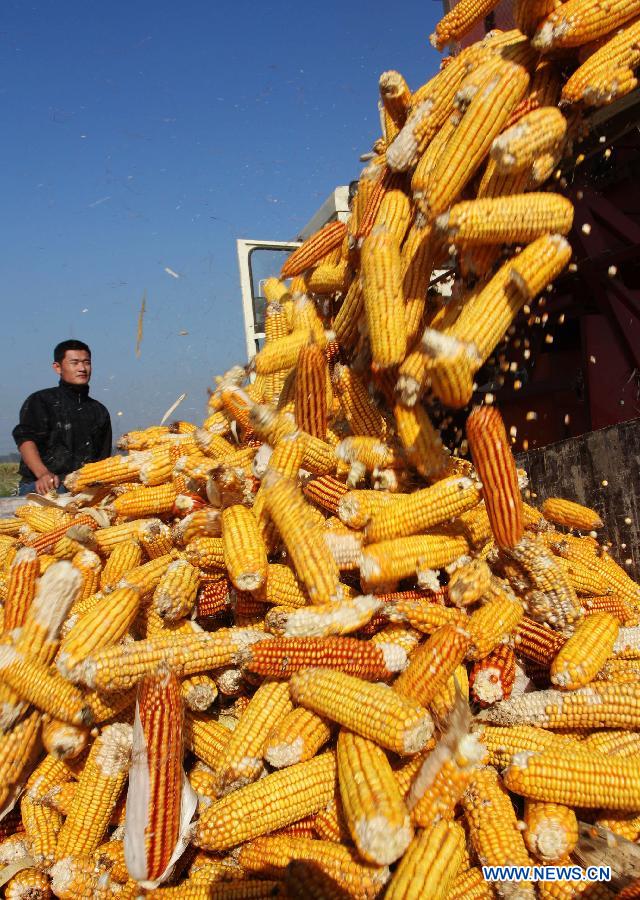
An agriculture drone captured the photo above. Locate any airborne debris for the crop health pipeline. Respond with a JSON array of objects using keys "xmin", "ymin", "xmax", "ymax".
[
  {"xmin": 164, "ymin": 267, "xmax": 180, "ymax": 279},
  {"xmin": 135, "ymin": 291, "xmax": 146, "ymax": 358}
]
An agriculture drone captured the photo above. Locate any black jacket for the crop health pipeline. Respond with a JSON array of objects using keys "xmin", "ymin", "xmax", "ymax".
[{"xmin": 13, "ymin": 380, "xmax": 112, "ymax": 481}]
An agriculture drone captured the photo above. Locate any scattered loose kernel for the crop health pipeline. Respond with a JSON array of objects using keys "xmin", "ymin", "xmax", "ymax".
[{"xmin": 581, "ymin": 223, "xmax": 591, "ymax": 235}]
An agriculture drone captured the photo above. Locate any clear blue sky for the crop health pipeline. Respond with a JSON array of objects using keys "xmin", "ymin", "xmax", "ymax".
[{"xmin": 1, "ymin": 0, "xmax": 443, "ymax": 453}]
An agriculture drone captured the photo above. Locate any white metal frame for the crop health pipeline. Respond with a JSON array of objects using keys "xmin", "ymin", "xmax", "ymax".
[{"xmin": 236, "ymin": 239, "xmax": 300, "ymax": 362}]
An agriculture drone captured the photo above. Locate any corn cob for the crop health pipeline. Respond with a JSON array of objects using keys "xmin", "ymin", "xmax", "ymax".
[
  {"xmin": 184, "ymin": 712, "xmax": 229, "ymax": 769},
  {"xmin": 384, "ymin": 596, "xmax": 463, "ymax": 634},
  {"xmin": 50, "ymin": 855, "xmax": 112, "ymax": 898},
  {"xmin": 540, "ymin": 497, "xmax": 604, "ymax": 532},
  {"xmin": 262, "ymin": 474, "xmax": 341, "ymax": 604},
  {"xmin": 80, "ymin": 627, "xmax": 264, "ymax": 692},
  {"xmin": 386, "ymin": 820, "xmax": 466, "ymax": 900},
  {"xmin": 265, "ymin": 595, "xmax": 381, "ymax": 639},
  {"xmin": 550, "ymin": 611, "xmax": 618, "ymax": 690},
  {"xmin": 241, "ymin": 635, "xmax": 407, "ymax": 681},
  {"xmin": 55, "ymin": 722, "xmax": 133, "ymax": 859},
  {"xmin": 447, "ymin": 866, "xmax": 496, "ymax": 900},
  {"xmin": 240, "ymin": 834, "xmax": 389, "ymax": 898},
  {"xmin": 0, "ymin": 645, "xmax": 94, "ymax": 730},
  {"xmin": 448, "ymin": 558, "xmax": 492, "ymax": 607},
  {"xmin": 281, "ymin": 221, "xmax": 346, "ymax": 278},
  {"xmin": 466, "ymin": 580, "xmax": 524, "ymax": 661},
  {"xmin": 562, "ymin": 17, "xmax": 640, "ymax": 106},
  {"xmin": 4, "ymin": 547, "xmax": 40, "ymax": 631},
  {"xmin": 470, "ymin": 644, "xmax": 517, "ymax": 707},
  {"xmin": 431, "ymin": 0, "xmax": 502, "ymax": 50},
  {"xmin": 180, "ymin": 674, "xmax": 218, "ymax": 712},
  {"xmin": 124, "ymin": 669, "xmax": 189, "ymax": 885},
  {"xmin": 333, "ymin": 277, "xmax": 364, "ymax": 349},
  {"xmin": 25, "ymin": 513, "xmax": 99, "ymax": 555},
  {"xmin": 150, "ymin": 558, "xmax": 199, "ymax": 623},
  {"xmin": 332, "ymin": 363, "xmax": 387, "ymax": 437},
  {"xmin": 290, "ymin": 667, "xmax": 433, "ymax": 755},
  {"xmin": 420, "ymin": 61, "xmax": 530, "ymax": 220},
  {"xmin": 65, "ymin": 453, "xmax": 142, "ymax": 490},
  {"xmin": 215, "ymin": 679, "xmax": 292, "ymax": 795},
  {"xmin": 463, "ymin": 765, "xmax": 536, "ymax": 898},
  {"xmin": 533, "ymin": 0, "xmax": 640, "ymax": 51},
  {"xmin": 437, "ymin": 193, "xmax": 574, "ymax": 247},
  {"xmin": 264, "ymin": 706, "xmax": 333, "ymax": 769},
  {"xmin": 42, "ymin": 717, "xmax": 90, "ymax": 760},
  {"xmin": 4, "ymin": 868, "xmax": 52, "ymax": 898},
  {"xmin": 361, "ymin": 227, "xmax": 407, "ymax": 368},
  {"xmin": 474, "ymin": 723, "xmax": 584, "ymax": 771},
  {"xmin": 185, "ymin": 537, "xmax": 225, "ymax": 569},
  {"xmin": 513, "ymin": 616, "xmax": 566, "ymax": 666},
  {"xmin": 302, "ymin": 475, "xmax": 349, "ymax": 516},
  {"xmin": 194, "ymin": 752, "xmax": 337, "ymax": 851},
  {"xmin": 110, "ymin": 483, "xmax": 178, "ymax": 519},
  {"xmin": 466, "ymin": 406, "xmax": 523, "ymax": 550},
  {"xmin": 56, "ymin": 584, "xmax": 141, "ymax": 682},
  {"xmin": 71, "ymin": 548, "xmax": 102, "ymax": 602},
  {"xmin": 372, "ymin": 183, "xmax": 412, "ymax": 246},
  {"xmin": 394, "ymin": 623, "xmax": 470, "ymax": 707},
  {"xmin": 379, "ymin": 70, "xmax": 412, "ymax": 138},
  {"xmin": 360, "ymin": 531, "xmax": 469, "ymax": 590},
  {"xmin": 335, "ymin": 728, "xmax": 412, "ymax": 865},
  {"xmin": 523, "ymin": 800, "xmax": 578, "ymax": 862},
  {"xmin": 394, "ymin": 402, "xmax": 449, "ymax": 481},
  {"xmin": 504, "ymin": 747, "xmax": 640, "ymax": 810},
  {"xmin": 478, "ymin": 681, "xmax": 640, "ymax": 730},
  {"xmin": 364, "ymin": 476, "xmax": 481, "ymax": 543}
]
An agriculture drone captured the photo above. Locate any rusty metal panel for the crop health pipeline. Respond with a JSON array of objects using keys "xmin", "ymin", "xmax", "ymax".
[{"xmin": 516, "ymin": 418, "xmax": 640, "ymax": 582}]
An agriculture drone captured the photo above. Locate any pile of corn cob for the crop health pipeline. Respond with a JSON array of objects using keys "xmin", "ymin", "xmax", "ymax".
[{"xmin": 2, "ymin": 0, "xmax": 640, "ymax": 896}]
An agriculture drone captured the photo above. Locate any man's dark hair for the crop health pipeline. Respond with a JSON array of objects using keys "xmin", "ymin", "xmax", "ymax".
[{"xmin": 54, "ymin": 340, "xmax": 91, "ymax": 364}]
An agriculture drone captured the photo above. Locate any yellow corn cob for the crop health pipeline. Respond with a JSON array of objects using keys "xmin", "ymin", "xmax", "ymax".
[
  {"xmin": 174, "ymin": 508, "xmax": 221, "ymax": 546},
  {"xmin": 264, "ymin": 706, "xmax": 333, "ymax": 768},
  {"xmin": 466, "ymin": 580, "xmax": 524, "ymax": 661},
  {"xmin": 254, "ymin": 329, "xmax": 310, "ymax": 376},
  {"xmin": 185, "ymin": 537, "xmax": 225, "ymax": 569},
  {"xmin": 239, "ymin": 835, "xmax": 389, "ymax": 898},
  {"xmin": 194, "ymin": 751, "xmax": 337, "ymax": 851},
  {"xmin": 478, "ymin": 681, "xmax": 640, "ymax": 730},
  {"xmin": 463, "ymin": 766, "xmax": 536, "ymax": 898},
  {"xmin": 372, "ymin": 183, "xmax": 412, "ymax": 247},
  {"xmin": 93, "ymin": 520, "xmax": 149, "ymax": 555},
  {"xmin": 180, "ymin": 673, "xmax": 218, "ymax": 712},
  {"xmin": 491, "ymin": 107, "xmax": 568, "ymax": 175},
  {"xmin": 184, "ymin": 711, "xmax": 229, "ymax": 769},
  {"xmin": 4, "ymin": 546, "xmax": 39, "ymax": 630},
  {"xmin": 149, "ymin": 558, "xmax": 200, "ymax": 624},
  {"xmin": 431, "ymin": 0, "xmax": 502, "ymax": 49},
  {"xmin": 336, "ymin": 436, "xmax": 402, "ymax": 482},
  {"xmin": 42, "ymin": 717, "xmax": 90, "ymax": 760},
  {"xmin": 507, "ymin": 536, "xmax": 583, "ymax": 632},
  {"xmin": 332, "ymin": 363, "xmax": 387, "ymax": 437},
  {"xmin": 523, "ymin": 800, "xmax": 578, "ymax": 862},
  {"xmin": 513, "ymin": 616, "xmax": 566, "ymax": 666},
  {"xmin": 437, "ymin": 193, "xmax": 574, "ymax": 247},
  {"xmin": 71, "ymin": 548, "xmax": 102, "ymax": 601},
  {"xmin": 337, "ymin": 488, "xmax": 400, "ymax": 529},
  {"xmin": 112, "ymin": 553, "xmax": 176, "ymax": 599},
  {"xmin": 290, "ymin": 667, "xmax": 434, "ymax": 755},
  {"xmin": 4, "ymin": 868, "xmax": 52, "ymax": 898},
  {"xmin": 81, "ymin": 627, "xmax": 263, "ymax": 692},
  {"xmin": 596, "ymin": 809, "xmax": 640, "ymax": 844},
  {"xmin": 124, "ymin": 669, "xmax": 184, "ymax": 884},
  {"xmin": 562, "ymin": 17, "xmax": 640, "ymax": 106},
  {"xmin": 394, "ymin": 402, "xmax": 449, "ymax": 481},
  {"xmin": 305, "ymin": 258, "xmax": 352, "ymax": 294},
  {"xmin": 221, "ymin": 504, "xmax": 267, "ymax": 594},
  {"xmin": 386, "ymin": 53, "xmax": 469, "ymax": 172},
  {"xmin": 333, "ymin": 277, "xmax": 364, "ymax": 349},
  {"xmin": 138, "ymin": 446, "xmax": 176, "ymax": 486},
  {"xmin": 56, "ymin": 584, "xmax": 141, "ymax": 681},
  {"xmin": 540, "ymin": 497, "xmax": 603, "ymax": 532},
  {"xmin": 448, "ymin": 558, "xmax": 492, "ymax": 607},
  {"xmin": 420, "ymin": 61, "xmax": 530, "ymax": 220},
  {"xmin": 65, "ymin": 452, "xmax": 142, "ymax": 491},
  {"xmin": 360, "ymin": 531, "xmax": 469, "ymax": 590},
  {"xmin": 281, "ymin": 221, "xmax": 346, "ymax": 278},
  {"xmin": 335, "ymin": 728, "xmax": 413, "ymax": 865},
  {"xmin": 364, "ymin": 476, "xmax": 481, "ymax": 543},
  {"xmin": 379, "ymin": 70, "xmax": 412, "ymax": 138},
  {"xmin": 533, "ymin": 0, "xmax": 640, "ymax": 50},
  {"xmin": 0, "ymin": 645, "xmax": 94, "ymax": 730},
  {"xmin": 504, "ymin": 746, "xmax": 640, "ymax": 810},
  {"xmin": 386, "ymin": 820, "xmax": 466, "ymax": 900},
  {"xmin": 265, "ymin": 595, "xmax": 381, "ymax": 639},
  {"xmin": 262, "ymin": 474, "xmax": 340, "ymax": 604},
  {"xmin": 383, "ymin": 595, "xmax": 461, "ymax": 635},
  {"xmin": 447, "ymin": 866, "xmax": 496, "ymax": 900},
  {"xmin": 550, "ymin": 611, "xmax": 619, "ymax": 689},
  {"xmin": 55, "ymin": 722, "xmax": 133, "ymax": 859},
  {"xmin": 430, "ymin": 663, "xmax": 469, "ymax": 721},
  {"xmin": 293, "ymin": 343, "xmax": 329, "ymax": 440},
  {"xmin": 475, "ymin": 724, "xmax": 584, "ymax": 770},
  {"xmin": 50, "ymin": 855, "xmax": 112, "ymax": 898},
  {"xmin": 361, "ymin": 227, "xmax": 407, "ymax": 368},
  {"xmin": 21, "ymin": 789, "xmax": 62, "ymax": 870},
  {"xmin": 214, "ymin": 679, "xmax": 292, "ymax": 795},
  {"xmin": 581, "ymin": 729, "xmax": 640, "ymax": 757},
  {"xmin": 394, "ymin": 624, "xmax": 470, "ymax": 707},
  {"xmin": 111, "ymin": 483, "xmax": 178, "ymax": 519}
]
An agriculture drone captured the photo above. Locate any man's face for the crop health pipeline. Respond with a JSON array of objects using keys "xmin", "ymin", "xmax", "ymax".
[{"xmin": 53, "ymin": 350, "xmax": 92, "ymax": 385}]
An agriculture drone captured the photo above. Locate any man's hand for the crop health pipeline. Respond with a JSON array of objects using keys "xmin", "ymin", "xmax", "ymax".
[{"xmin": 34, "ymin": 472, "xmax": 60, "ymax": 495}]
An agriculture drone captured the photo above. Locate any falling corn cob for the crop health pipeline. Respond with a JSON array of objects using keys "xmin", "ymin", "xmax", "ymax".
[
  {"xmin": 562, "ymin": 17, "xmax": 640, "ymax": 107},
  {"xmin": 533, "ymin": 0, "xmax": 640, "ymax": 51},
  {"xmin": 431, "ymin": 0, "xmax": 502, "ymax": 50},
  {"xmin": 436, "ymin": 193, "xmax": 574, "ymax": 245}
]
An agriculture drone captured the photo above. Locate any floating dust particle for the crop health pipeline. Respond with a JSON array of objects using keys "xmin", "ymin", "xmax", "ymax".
[{"xmin": 135, "ymin": 291, "xmax": 146, "ymax": 358}]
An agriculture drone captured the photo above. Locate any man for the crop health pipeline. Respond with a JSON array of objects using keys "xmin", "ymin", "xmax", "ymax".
[{"xmin": 13, "ymin": 340, "xmax": 112, "ymax": 495}]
